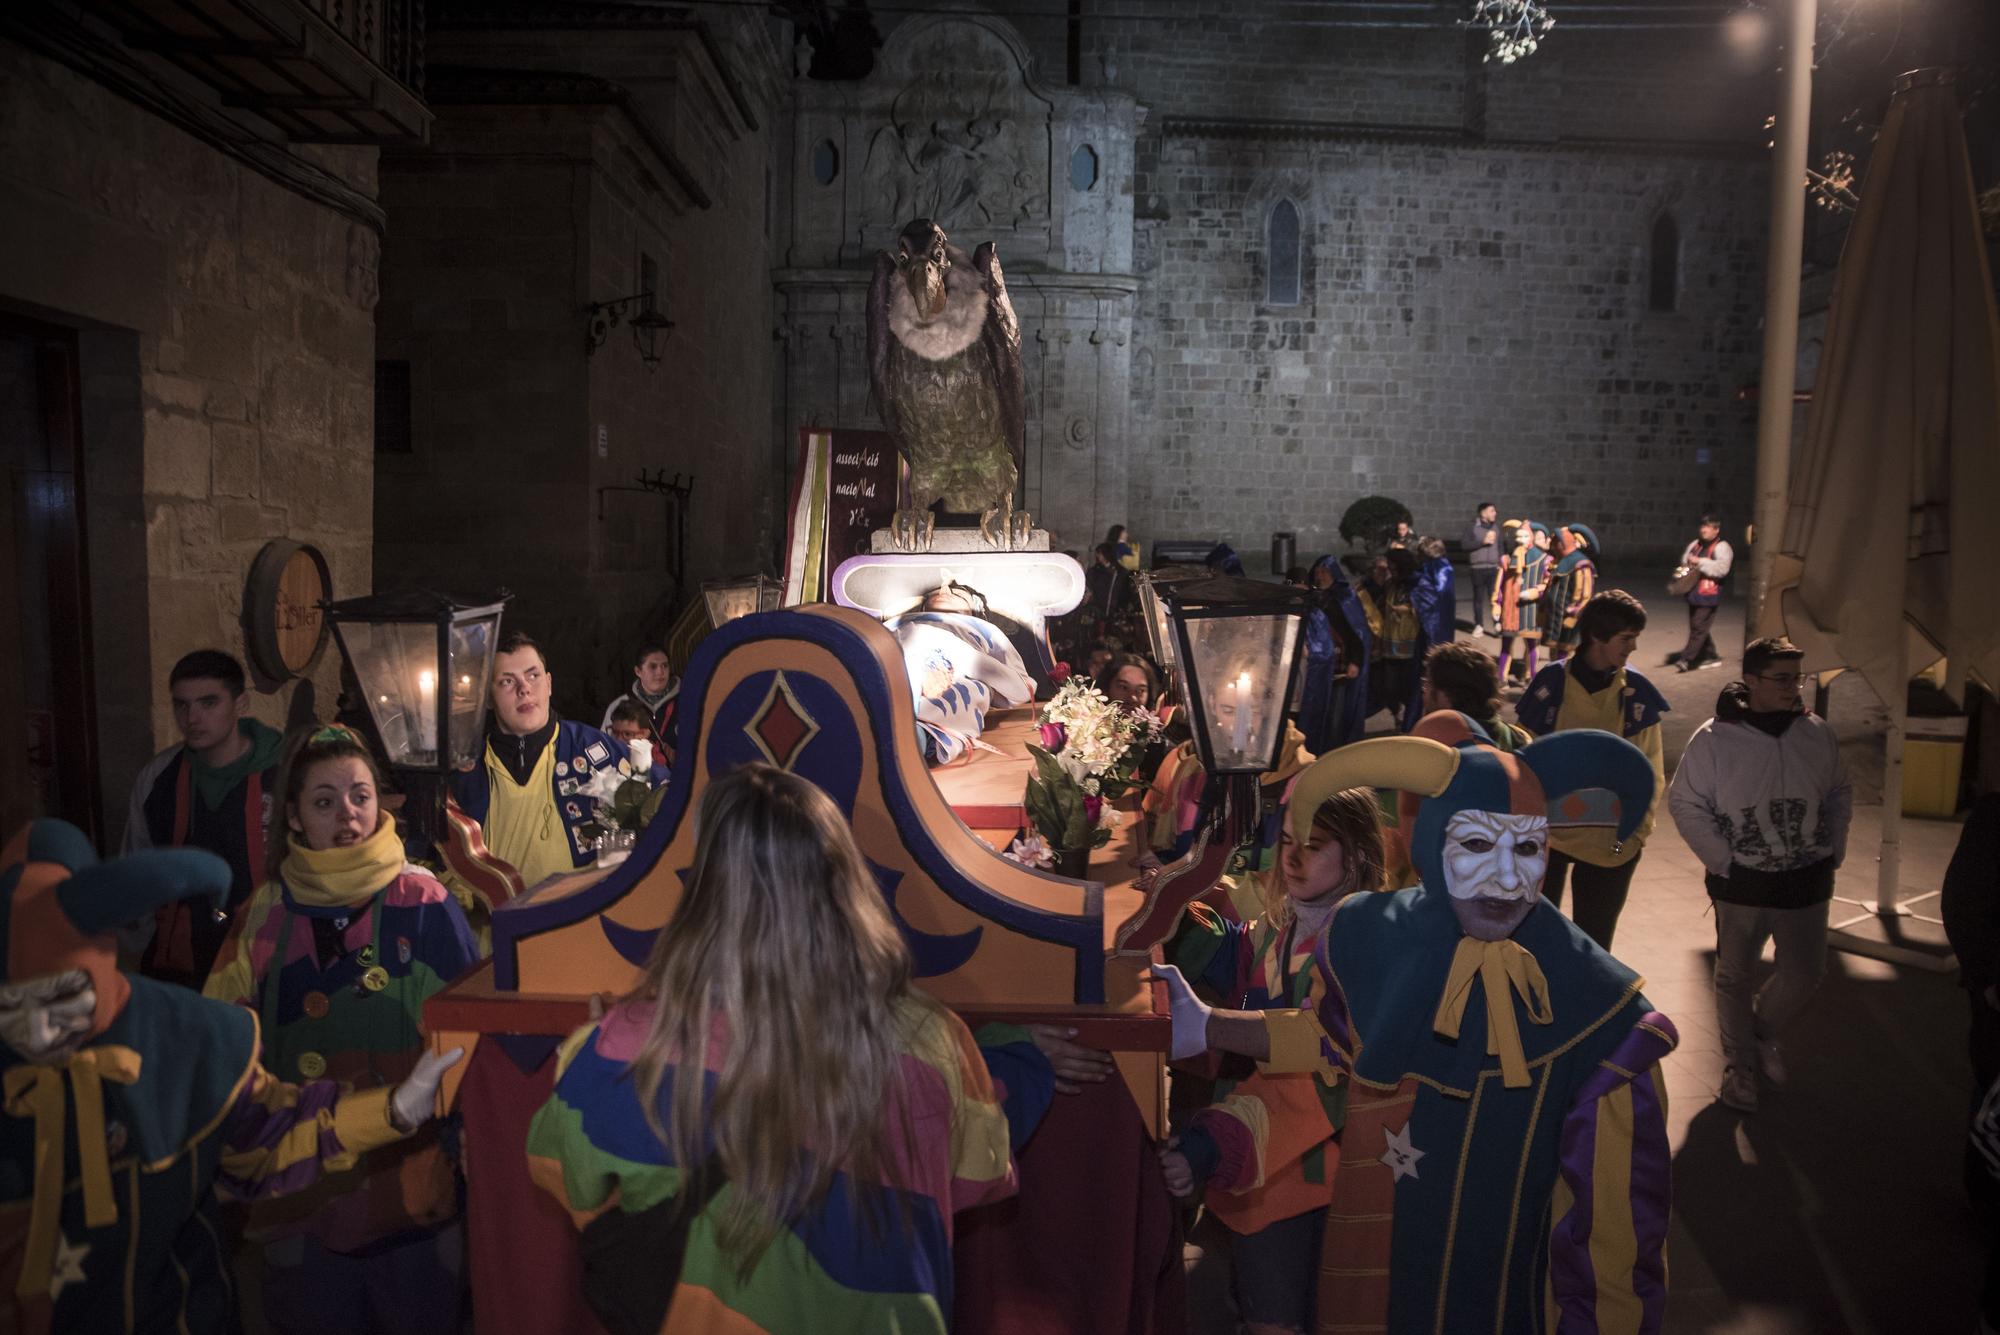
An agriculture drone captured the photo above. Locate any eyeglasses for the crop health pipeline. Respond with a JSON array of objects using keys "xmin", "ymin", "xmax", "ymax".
[{"xmin": 1751, "ymin": 672, "xmax": 1802, "ymax": 686}]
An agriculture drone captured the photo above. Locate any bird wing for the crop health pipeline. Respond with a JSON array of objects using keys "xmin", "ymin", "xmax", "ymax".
[
  {"xmin": 975, "ymin": 241, "xmax": 1025, "ymax": 476},
  {"xmin": 867, "ymin": 249, "xmax": 903, "ymax": 442}
]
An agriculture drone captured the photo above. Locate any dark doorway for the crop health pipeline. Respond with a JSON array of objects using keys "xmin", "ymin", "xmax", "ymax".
[{"xmin": 1, "ymin": 315, "xmax": 101, "ymax": 841}]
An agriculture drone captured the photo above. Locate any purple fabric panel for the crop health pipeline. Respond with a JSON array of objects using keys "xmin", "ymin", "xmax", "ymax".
[
  {"xmin": 1573, "ymin": 1013, "xmax": 1678, "ymax": 1109},
  {"xmin": 1309, "ymin": 946, "xmax": 1356, "ymax": 1057},
  {"xmin": 1189, "ymin": 1106, "xmax": 1259, "ymax": 1192},
  {"xmin": 1548, "ymin": 1075, "xmax": 1603, "ymax": 1333},
  {"xmin": 495, "ymin": 1033, "xmax": 562, "ymax": 1074},
  {"xmin": 1626, "ymin": 1064, "xmax": 1673, "ymax": 1334},
  {"xmin": 216, "ymin": 1071, "xmax": 348, "ymax": 1199}
]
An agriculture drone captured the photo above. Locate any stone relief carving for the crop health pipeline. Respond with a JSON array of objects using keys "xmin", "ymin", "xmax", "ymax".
[{"xmin": 862, "ymin": 73, "xmax": 1049, "ymax": 237}]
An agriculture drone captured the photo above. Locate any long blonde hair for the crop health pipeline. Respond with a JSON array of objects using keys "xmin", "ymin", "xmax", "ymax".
[
  {"xmin": 628, "ymin": 764, "xmax": 915, "ymax": 1271},
  {"xmin": 1265, "ymin": 786, "xmax": 1388, "ymax": 933}
]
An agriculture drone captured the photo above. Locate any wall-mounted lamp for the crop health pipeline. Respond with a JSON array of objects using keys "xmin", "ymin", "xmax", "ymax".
[{"xmin": 586, "ymin": 292, "xmax": 676, "ymax": 369}]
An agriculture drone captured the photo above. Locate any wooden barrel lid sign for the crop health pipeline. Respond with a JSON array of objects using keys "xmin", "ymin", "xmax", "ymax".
[{"xmin": 245, "ymin": 540, "xmax": 332, "ymax": 683}]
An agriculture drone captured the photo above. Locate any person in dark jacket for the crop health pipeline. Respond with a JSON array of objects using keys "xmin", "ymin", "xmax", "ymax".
[
  {"xmin": 1298, "ymin": 555, "xmax": 1370, "ymax": 753},
  {"xmin": 1672, "ymin": 514, "xmax": 1733, "ymax": 671},
  {"xmin": 1463, "ymin": 502, "xmax": 1502, "ymax": 637},
  {"xmin": 1668, "ymin": 636, "xmax": 1851, "ymax": 1114},
  {"xmin": 123, "ymin": 649, "xmax": 286, "ymax": 987}
]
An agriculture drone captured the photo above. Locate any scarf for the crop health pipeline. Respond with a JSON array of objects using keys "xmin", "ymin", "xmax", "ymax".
[
  {"xmin": 1433, "ymin": 935, "xmax": 1554, "ymax": 1088},
  {"xmin": 279, "ymin": 812, "xmax": 406, "ymax": 909},
  {"xmin": 630, "ymin": 678, "xmax": 675, "ymax": 712}
]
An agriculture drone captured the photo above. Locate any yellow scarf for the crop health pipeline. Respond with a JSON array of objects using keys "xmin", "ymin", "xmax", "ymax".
[
  {"xmin": 1433, "ymin": 936, "xmax": 1554, "ymax": 1089},
  {"xmin": 3, "ymin": 1045, "xmax": 142, "ymax": 1296},
  {"xmin": 280, "ymin": 812, "xmax": 406, "ymax": 909}
]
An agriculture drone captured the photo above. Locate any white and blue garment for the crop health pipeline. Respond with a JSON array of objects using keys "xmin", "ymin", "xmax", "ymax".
[{"xmin": 885, "ymin": 611, "xmax": 1036, "ymax": 766}]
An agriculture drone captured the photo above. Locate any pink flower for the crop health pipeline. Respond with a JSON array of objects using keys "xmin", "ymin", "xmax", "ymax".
[
  {"xmin": 1038, "ymin": 722, "xmax": 1068, "ymax": 751},
  {"xmin": 1050, "ymin": 662, "xmax": 1073, "ymax": 684},
  {"xmin": 1083, "ymin": 795, "xmax": 1103, "ymax": 826}
]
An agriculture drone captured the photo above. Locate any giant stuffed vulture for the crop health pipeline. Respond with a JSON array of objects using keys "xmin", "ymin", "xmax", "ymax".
[{"xmin": 867, "ymin": 218, "xmax": 1030, "ymax": 551}]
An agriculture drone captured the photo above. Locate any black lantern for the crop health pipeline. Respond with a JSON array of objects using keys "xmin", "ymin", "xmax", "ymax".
[
  {"xmin": 1161, "ymin": 576, "xmax": 1312, "ymax": 776},
  {"xmin": 702, "ymin": 574, "xmax": 784, "ymax": 629},
  {"xmin": 1132, "ymin": 565, "xmax": 1206, "ymax": 690},
  {"xmin": 323, "ymin": 590, "xmax": 509, "ymax": 841}
]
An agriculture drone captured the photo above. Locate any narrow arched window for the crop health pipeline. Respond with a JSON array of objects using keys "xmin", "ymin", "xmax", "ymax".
[
  {"xmin": 1649, "ymin": 213, "xmax": 1680, "ymax": 313},
  {"xmin": 1267, "ymin": 200, "xmax": 1301, "ymax": 306}
]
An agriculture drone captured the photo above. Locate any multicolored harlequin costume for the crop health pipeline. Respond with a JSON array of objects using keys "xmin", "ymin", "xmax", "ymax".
[
  {"xmin": 1170, "ymin": 885, "xmax": 1346, "ymax": 1261},
  {"xmin": 0, "ymin": 821, "xmax": 418, "ymax": 1335},
  {"xmin": 203, "ymin": 811, "xmax": 480, "ymax": 1331},
  {"xmin": 1545, "ymin": 523, "xmax": 1600, "ymax": 659},
  {"xmin": 1206, "ymin": 714, "xmax": 1678, "ymax": 1333},
  {"xmin": 525, "ymin": 992, "xmax": 1049, "ymax": 1334}
]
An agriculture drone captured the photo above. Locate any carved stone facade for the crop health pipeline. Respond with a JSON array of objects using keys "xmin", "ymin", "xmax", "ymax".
[{"xmin": 774, "ymin": 12, "xmax": 1140, "ymax": 552}]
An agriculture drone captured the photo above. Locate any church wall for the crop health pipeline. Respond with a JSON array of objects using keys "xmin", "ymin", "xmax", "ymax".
[
  {"xmin": 0, "ymin": 40, "xmax": 378, "ymax": 839},
  {"xmin": 1128, "ymin": 135, "xmax": 1767, "ymax": 565}
]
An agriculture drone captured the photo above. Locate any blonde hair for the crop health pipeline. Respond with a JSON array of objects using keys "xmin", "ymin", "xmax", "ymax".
[
  {"xmin": 1265, "ymin": 786, "xmax": 1387, "ymax": 932},
  {"xmin": 628, "ymin": 764, "xmax": 915, "ymax": 1272}
]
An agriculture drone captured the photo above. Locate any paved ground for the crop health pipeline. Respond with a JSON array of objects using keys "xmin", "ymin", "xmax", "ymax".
[{"xmin": 1185, "ymin": 577, "xmax": 1984, "ymax": 1333}]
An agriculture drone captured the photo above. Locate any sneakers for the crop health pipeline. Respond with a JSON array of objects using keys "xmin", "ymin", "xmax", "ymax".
[
  {"xmin": 1758, "ymin": 1038, "xmax": 1788, "ymax": 1087},
  {"xmin": 1720, "ymin": 1065, "xmax": 1760, "ymax": 1113},
  {"xmin": 1695, "ymin": 657, "xmax": 1725, "ymax": 671}
]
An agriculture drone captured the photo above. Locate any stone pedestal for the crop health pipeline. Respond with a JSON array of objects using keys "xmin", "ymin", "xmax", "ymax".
[{"xmin": 869, "ymin": 526, "xmax": 1052, "ymax": 554}]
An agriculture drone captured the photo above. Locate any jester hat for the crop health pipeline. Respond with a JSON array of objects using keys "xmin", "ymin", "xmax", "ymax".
[
  {"xmin": 1285, "ymin": 712, "xmax": 1654, "ymax": 896},
  {"xmin": 1, "ymin": 821, "xmax": 230, "ymax": 1039},
  {"xmin": 1558, "ymin": 522, "xmax": 1600, "ymax": 557}
]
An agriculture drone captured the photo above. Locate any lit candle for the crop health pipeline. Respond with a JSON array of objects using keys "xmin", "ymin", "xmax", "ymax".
[
  {"xmin": 1231, "ymin": 670, "xmax": 1252, "ymax": 754},
  {"xmin": 417, "ymin": 668, "xmax": 438, "ymax": 753}
]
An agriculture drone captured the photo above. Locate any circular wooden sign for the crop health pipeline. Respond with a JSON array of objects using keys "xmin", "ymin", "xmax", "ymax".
[{"xmin": 244, "ymin": 540, "xmax": 331, "ymax": 683}]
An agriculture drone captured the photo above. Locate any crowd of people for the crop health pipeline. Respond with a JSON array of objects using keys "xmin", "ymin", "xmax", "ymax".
[{"xmin": 7, "ymin": 504, "xmax": 1993, "ymax": 1335}]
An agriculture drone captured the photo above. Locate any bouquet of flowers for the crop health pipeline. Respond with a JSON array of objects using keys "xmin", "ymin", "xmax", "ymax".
[
  {"xmin": 1021, "ymin": 678, "xmax": 1163, "ymax": 862},
  {"xmin": 576, "ymin": 762, "xmax": 656, "ymax": 865}
]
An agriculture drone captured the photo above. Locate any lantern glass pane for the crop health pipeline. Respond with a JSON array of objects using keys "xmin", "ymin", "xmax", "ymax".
[
  {"xmin": 705, "ymin": 582, "xmax": 758, "ymax": 627},
  {"xmin": 446, "ymin": 614, "xmax": 501, "ymax": 769},
  {"xmin": 340, "ymin": 621, "xmax": 444, "ymax": 767},
  {"xmin": 1137, "ymin": 576, "xmax": 1174, "ymax": 670},
  {"xmin": 1181, "ymin": 612, "xmax": 1301, "ymax": 773}
]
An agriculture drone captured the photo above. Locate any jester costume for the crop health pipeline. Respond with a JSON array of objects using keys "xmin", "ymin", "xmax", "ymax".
[
  {"xmin": 0, "ymin": 822, "xmax": 420, "ymax": 1335},
  {"xmin": 1493, "ymin": 521, "xmax": 1550, "ymax": 684},
  {"xmin": 526, "ymin": 993, "xmax": 1049, "ymax": 1334},
  {"xmin": 1544, "ymin": 524, "xmax": 1599, "ymax": 660},
  {"xmin": 204, "ymin": 810, "xmax": 480, "ymax": 1332},
  {"xmin": 1190, "ymin": 715, "xmax": 1676, "ymax": 1333}
]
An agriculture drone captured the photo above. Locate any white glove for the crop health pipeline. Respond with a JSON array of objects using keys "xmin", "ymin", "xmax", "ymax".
[
  {"xmin": 1149, "ymin": 964, "xmax": 1213, "ymax": 1061},
  {"xmin": 389, "ymin": 1046, "xmax": 465, "ymax": 1132}
]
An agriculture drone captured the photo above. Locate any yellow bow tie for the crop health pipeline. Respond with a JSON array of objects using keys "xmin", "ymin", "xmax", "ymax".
[
  {"xmin": 1433, "ymin": 937, "xmax": 1554, "ymax": 1089},
  {"xmin": 3, "ymin": 1044, "xmax": 143, "ymax": 1298}
]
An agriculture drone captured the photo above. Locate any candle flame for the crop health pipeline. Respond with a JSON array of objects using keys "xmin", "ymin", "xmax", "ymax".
[{"xmin": 419, "ymin": 670, "xmax": 435, "ymax": 690}]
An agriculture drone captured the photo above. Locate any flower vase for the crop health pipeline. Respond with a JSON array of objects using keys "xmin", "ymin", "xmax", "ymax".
[
  {"xmin": 1054, "ymin": 845, "xmax": 1092, "ymax": 880},
  {"xmin": 593, "ymin": 828, "xmax": 637, "ymax": 868}
]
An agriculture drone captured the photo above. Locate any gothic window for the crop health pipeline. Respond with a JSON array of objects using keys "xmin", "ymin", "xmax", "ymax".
[
  {"xmin": 1267, "ymin": 199, "xmax": 1301, "ymax": 306},
  {"xmin": 1070, "ymin": 143, "xmax": 1099, "ymax": 192},
  {"xmin": 811, "ymin": 140, "xmax": 839, "ymax": 186},
  {"xmin": 1649, "ymin": 213, "xmax": 1680, "ymax": 313}
]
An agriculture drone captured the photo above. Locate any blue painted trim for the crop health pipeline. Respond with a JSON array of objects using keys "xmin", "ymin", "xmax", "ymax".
[{"xmin": 493, "ymin": 610, "xmax": 1104, "ymax": 1001}]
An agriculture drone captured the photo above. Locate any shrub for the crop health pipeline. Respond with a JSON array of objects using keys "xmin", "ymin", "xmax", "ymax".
[{"xmin": 1338, "ymin": 496, "xmax": 1414, "ymax": 547}]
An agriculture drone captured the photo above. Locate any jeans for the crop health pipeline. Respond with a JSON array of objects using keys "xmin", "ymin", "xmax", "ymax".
[
  {"xmin": 1471, "ymin": 566, "xmax": 1499, "ymax": 635},
  {"xmin": 1711, "ymin": 899, "xmax": 1829, "ymax": 1067},
  {"xmin": 1544, "ymin": 850, "xmax": 1641, "ymax": 951},
  {"xmin": 1230, "ymin": 1205, "xmax": 1327, "ymax": 1331}
]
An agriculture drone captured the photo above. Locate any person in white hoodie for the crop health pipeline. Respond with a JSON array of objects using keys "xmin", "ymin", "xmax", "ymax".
[{"xmin": 1669, "ymin": 636, "xmax": 1852, "ymax": 1113}]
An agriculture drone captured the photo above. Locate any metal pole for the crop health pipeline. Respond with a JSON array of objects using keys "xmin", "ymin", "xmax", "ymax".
[
  {"xmin": 1746, "ymin": 0, "xmax": 1818, "ymax": 636},
  {"xmin": 1877, "ymin": 629, "xmax": 1907, "ymax": 915}
]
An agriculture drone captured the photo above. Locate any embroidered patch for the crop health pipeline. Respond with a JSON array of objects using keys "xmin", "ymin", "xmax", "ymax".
[
  {"xmin": 556, "ymin": 761, "xmax": 570, "ymax": 777},
  {"xmin": 585, "ymin": 741, "xmax": 611, "ymax": 767},
  {"xmin": 564, "ymin": 801, "xmax": 583, "ymax": 820},
  {"xmin": 398, "ymin": 937, "xmax": 412, "ymax": 965},
  {"xmin": 49, "ymin": 1234, "xmax": 89, "ymax": 1301},
  {"xmin": 558, "ymin": 779, "xmax": 580, "ymax": 796}
]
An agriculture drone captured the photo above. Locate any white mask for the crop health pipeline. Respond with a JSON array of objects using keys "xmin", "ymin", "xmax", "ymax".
[
  {"xmin": 1441, "ymin": 810, "xmax": 1550, "ymax": 904},
  {"xmin": 0, "ymin": 970, "xmax": 98, "ymax": 1065}
]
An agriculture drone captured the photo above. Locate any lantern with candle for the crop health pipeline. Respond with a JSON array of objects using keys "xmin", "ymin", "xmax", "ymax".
[
  {"xmin": 1158, "ymin": 575, "xmax": 1312, "ymax": 777},
  {"xmin": 323, "ymin": 589, "xmax": 509, "ymax": 843}
]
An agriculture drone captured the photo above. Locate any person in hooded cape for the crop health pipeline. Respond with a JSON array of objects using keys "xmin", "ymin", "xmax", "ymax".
[
  {"xmin": 0, "ymin": 821, "xmax": 460, "ymax": 1335},
  {"xmin": 1545, "ymin": 524, "xmax": 1600, "ymax": 661},
  {"xmin": 1402, "ymin": 538, "xmax": 1458, "ymax": 732},
  {"xmin": 1297, "ymin": 555, "xmax": 1371, "ymax": 755},
  {"xmin": 1153, "ymin": 712, "xmax": 1676, "ymax": 1334}
]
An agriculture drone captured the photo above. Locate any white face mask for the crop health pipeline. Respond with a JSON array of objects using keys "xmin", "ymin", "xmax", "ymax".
[
  {"xmin": 0, "ymin": 970, "xmax": 97, "ymax": 1065},
  {"xmin": 1441, "ymin": 810, "xmax": 1550, "ymax": 904}
]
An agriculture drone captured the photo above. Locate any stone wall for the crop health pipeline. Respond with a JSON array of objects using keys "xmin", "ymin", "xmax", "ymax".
[
  {"xmin": 0, "ymin": 39, "xmax": 378, "ymax": 840},
  {"xmin": 378, "ymin": 11, "xmax": 785, "ymax": 718},
  {"xmin": 1128, "ymin": 135, "xmax": 1768, "ymax": 563}
]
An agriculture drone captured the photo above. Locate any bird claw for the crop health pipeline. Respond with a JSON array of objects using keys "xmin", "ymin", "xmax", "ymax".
[
  {"xmin": 981, "ymin": 500, "xmax": 1033, "ymax": 551},
  {"xmin": 890, "ymin": 510, "xmax": 935, "ymax": 553}
]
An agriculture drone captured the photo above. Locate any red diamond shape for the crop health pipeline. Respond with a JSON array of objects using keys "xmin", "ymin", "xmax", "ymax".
[{"xmin": 748, "ymin": 674, "xmax": 818, "ymax": 770}]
